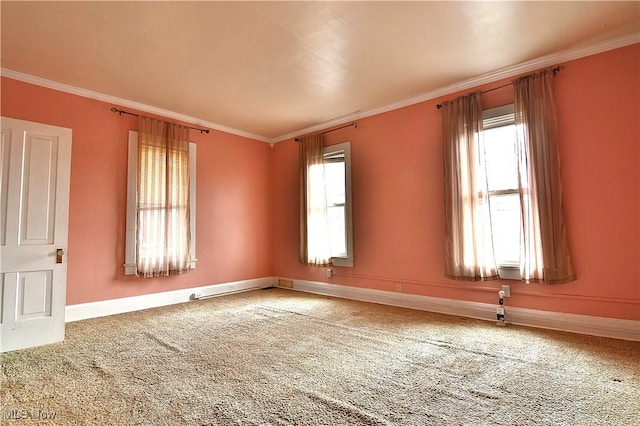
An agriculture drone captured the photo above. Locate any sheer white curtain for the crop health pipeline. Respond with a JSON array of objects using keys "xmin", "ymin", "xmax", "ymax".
[
  {"xmin": 514, "ymin": 71, "xmax": 575, "ymax": 283},
  {"xmin": 299, "ymin": 134, "xmax": 332, "ymax": 267},
  {"xmin": 136, "ymin": 117, "xmax": 191, "ymax": 277},
  {"xmin": 442, "ymin": 92, "xmax": 498, "ymax": 281}
]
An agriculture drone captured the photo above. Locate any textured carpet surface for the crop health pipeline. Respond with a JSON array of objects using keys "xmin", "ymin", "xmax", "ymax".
[{"xmin": 1, "ymin": 288, "xmax": 639, "ymax": 425}]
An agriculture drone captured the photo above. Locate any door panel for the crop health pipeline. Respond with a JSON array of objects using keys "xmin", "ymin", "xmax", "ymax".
[
  {"xmin": 0, "ymin": 117, "xmax": 71, "ymax": 353},
  {"xmin": 18, "ymin": 271, "xmax": 53, "ymax": 320},
  {"xmin": 21, "ymin": 134, "xmax": 58, "ymax": 244}
]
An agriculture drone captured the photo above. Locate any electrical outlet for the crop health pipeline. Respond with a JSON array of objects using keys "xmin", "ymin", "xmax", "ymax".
[
  {"xmin": 229, "ymin": 284, "xmax": 236, "ymax": 291},
  {"xmin": 326, "ymin": 269, "xmax": 333, "ymax": 278},
  {"xmin": 191, "ymin": 292, "xmax": 202, "ymax": 300},
  {"xmin": 501, "ymin": 284, "xmax": 511, "ymax": 297},
  {"xmin": 396, "ymin": 283, "xmax": 402, "ymax": 292}
]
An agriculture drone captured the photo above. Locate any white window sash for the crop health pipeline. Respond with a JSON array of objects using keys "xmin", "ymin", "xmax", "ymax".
[
  {"xmin": 482, "ymin": 104, "xmax": 520, "ymax": 280},
  {"xmin": 323, "ymin": 142, "xmax": 354, "ymax": 267}
]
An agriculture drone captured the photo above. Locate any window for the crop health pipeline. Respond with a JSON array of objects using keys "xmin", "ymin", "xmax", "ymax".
[
  {"xmin": 323, "ymin": 142, "xmax": 354, "ymax": 267},
  {"xmin": 124, "ymin": 130, "xmax": 196, "ymax": 275},
  {"xmin": 481, "ymin": 105, "xmax": 520, "ymax": 279},
  {"xmin": 444, "ymin": 73, "xmax": 574, "ymax": 283}
]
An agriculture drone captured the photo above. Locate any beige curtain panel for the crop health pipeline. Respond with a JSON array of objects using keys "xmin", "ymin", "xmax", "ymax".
[
  {"xmin": 513, "ymin": 71, "xmax": 576, "ymax": 284},
  {"xmin": 442, "ymin": 69, "xmax": 575, "ymax": 284},
  {"xmin": 442, "ymin": 91, "xmax": 499, "ymax": 281},
  {"xmin": 136, "ymin": 117, "xmax": 191, "ymax": 277},
  {"xmin": 299, "ymin": 134, "xmax": 332, "ymax": 267}
]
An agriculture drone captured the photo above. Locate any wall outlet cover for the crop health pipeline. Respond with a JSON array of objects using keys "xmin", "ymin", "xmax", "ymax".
[{"xmin": 501, "ymin": 285, "xmax": 511, "ymax": 297}]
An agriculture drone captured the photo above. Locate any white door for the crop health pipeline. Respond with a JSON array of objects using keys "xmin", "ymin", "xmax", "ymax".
[{"xmin": 0, "ymin": 117, "xmax": 72, "ymax": 353}]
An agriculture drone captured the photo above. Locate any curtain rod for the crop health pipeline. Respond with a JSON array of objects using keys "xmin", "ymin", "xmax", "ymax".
[
  {"xmin": 295, "ymin": 122, "xmax": 357, "ymax": 142},
  {"xmin": 110, "ymin": 107, "xmax": 210, "ymax": 134},
  {"xmin": 436, "ymin": 65, "xmax": 564, "ymax": 109}
]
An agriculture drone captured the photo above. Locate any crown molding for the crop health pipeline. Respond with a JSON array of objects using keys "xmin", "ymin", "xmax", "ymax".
[
  {"xmin": 0, "ymin": 68, "xmax": 271, "ymax": 143},
  {"xmin": 3, "ymin": 32, "xmax": 638, "ymax": 145},
  {"xmin": 271, "ymin": 32, "xmax": 640, "ymax": 143}
]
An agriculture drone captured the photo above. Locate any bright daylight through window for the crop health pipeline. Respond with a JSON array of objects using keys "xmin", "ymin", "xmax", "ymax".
[
  {"xmin": 323, "ymin": 142, "xmax": 353, "ymax": 267},
  {"xmin": 481, "ymin": 105, "xmax": 520, "ymax": 279},
  {"xmin": 124, "ymin": 131, "xmax": 196, "ymax": 275}
]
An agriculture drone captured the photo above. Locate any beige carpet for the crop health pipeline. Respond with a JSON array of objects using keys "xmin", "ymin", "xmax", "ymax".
[{"xmin": 1, "ymin": 288, "xmax": 639, "ymax": 425}]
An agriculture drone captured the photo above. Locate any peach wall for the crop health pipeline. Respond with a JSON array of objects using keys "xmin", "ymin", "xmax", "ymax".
[
  {"xmin": 1, "ymin": 77, "xmax": 273, "ymax": 305},
  {"xmin": 272, "ymin": 44, "xmax": 640, "ymax": 320},
  {"xmin": 2, "ymin": 43, "xmax": 638, "ymax": 320}
]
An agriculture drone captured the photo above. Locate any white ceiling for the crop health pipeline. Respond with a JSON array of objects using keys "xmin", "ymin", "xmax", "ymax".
[{"xmin": 1, "ymin": 1, "xmax": 639, "ymax": 142}]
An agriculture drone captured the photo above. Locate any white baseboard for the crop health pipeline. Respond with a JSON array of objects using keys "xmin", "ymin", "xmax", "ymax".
[
  {"xmin": 65, "ymin": 277, "xmax": 276, "ymax": 322},
  {"xmin": 282, "ymin": 278, "xmax": 640, "ymax": 342},
  {"xmin": 65, "ymin": 276, "xmax": 638, "ymax": 341}
]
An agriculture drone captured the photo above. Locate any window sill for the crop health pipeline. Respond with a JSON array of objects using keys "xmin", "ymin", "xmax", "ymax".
[
  {"xmin": 332, "ymin": 257, "xmax": 354, "ymax": 268},
  {"xmin": 123, "ymin": 259, "xmax": 197, "ymax": 276},
  {"xmin": 498, "ymin": 266, "xmax": 520, "ymax": 280}
]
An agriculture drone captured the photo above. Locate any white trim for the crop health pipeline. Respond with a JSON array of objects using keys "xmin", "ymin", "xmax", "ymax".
[
  {"xmin": 271, "ymin": 33, "xmax": 640, "ymax": 143},
  {"xmin": 280, "ymin": 278, "xmax": 640, "ymax": 342},
  {"xmin": 65, "ymin": 277, "xmax": 276, "ymax": 322},
  {"xmin": 0, "ymin": 68, "xmax": 271, "ymax": 144},
  {"xmin": 482, "ymin": 104, "xmax": 515, "ymax": 130},
  {"xmin": 323, "ymin": 141, "xmax": 354, "ymax": 267},
  {"xmin": 2, "ymin": 33, "xmax": 638, "ymax": 145},
  {"xmin": 188, "ymin": 143, "xmax": 197, "ymax": 270},
  {"xmin": 124, "ymin": 131, "xmax": 138, "ymax": 275}
]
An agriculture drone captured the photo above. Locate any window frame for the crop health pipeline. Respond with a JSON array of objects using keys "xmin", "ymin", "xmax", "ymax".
[
  {"xmin": 322, "ymin": 141, "xmax": 354, "ymax": 267},
  {"xmin": 124, "ymin": 130, "xmax": 197, "ymax": 275},
  {"xmin": 481, "ymin": 105, "xmax": 520, "ymax": 280}
]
